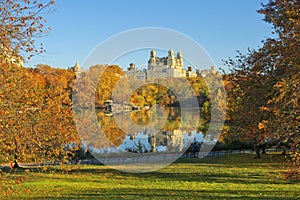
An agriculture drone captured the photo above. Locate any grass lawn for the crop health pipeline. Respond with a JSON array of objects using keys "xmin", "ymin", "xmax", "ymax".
[{"xmin": 1, "ymin": 154, "xmax": 299, "ymax": 199}]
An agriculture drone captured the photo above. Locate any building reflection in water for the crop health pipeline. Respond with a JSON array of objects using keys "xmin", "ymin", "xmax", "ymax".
[
  {"xmin": 119, "ymin": 129, "xmax": 204, "ymax": 153},
  {"xmin": 88, "ymin": 107, "xmax": 205, "ymax": 155}
]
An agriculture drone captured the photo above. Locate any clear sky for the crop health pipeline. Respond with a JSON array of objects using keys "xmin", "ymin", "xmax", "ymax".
[{"xmin": 27, "ymin": 0, "xmax": 273, "ymax": 71}]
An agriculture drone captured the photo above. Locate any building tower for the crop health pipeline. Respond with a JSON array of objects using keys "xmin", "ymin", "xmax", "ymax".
[
  {"xmin": 167, "ymin": 49, "xmax": 174, "ymax": 67},
  {"xmin": 72, "ymin": 61, "xmax": 83, "ymax": 77},
  {"xmin": 148, "ymin": 50, "xmax": 156, "ymax": 70},
  {"xmin": 177, "ymin": 51, "xmax": 183, "ymax": 68}
]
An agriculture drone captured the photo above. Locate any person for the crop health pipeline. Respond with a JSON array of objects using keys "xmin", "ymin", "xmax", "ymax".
[
  {"xmin": 10, "ymin": 155, "xmax": 19, "ymax": 169},
  {"xmin": 193, "ymin": 141, "xmax": 198, "ymax": 158}
]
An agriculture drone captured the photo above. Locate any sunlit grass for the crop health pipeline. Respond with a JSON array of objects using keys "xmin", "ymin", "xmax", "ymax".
[{"xmin": 1, "ymin": 154, "xmax": 299, "ymax": 199}]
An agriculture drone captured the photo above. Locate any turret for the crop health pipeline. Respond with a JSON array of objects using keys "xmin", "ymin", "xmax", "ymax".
[
  {"xmin": 150, "ymin": 50, "xmax": 156, "ymax": 58},
  {"xmin": 177, "ymin": 51, "xmax": 183, "ymax": 68},
  {"xmin": 168, "ymin": 49, "xmax": 174, "ymax": 59},
  {"xmin": 74, "ymin": 61, "xmax": 80, "ymax": 71},
  {"xmin": 210, "ymin": 66, "xmax": 216, "ymax": 73},
  {"xmin": 167, "ymin": 49, "xmax": 175, "ymax": 67},
  {"xmin": 128, "ymin": 63, "xmax": 136, "ymax": 71},
  {"xmin": 73, "ymin": 61, "xmax": 83, "ymax": 77},
  {"xmin": 177, "ymin": 51, "xmax": 182, "ymax": 59},
  {"xmin": 148, "ymin": 50, "xmax": 156, "ymax": 69}
]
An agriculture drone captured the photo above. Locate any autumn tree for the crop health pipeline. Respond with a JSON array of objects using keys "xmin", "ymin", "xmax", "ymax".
[
  {"xmin": 130, "ymin": 83, "xmax": 172, "ymax": 107},
  {"xmin": 92, "ymin": 65, "xmax": 125, "ymax": 105},
  {"xmin": 258, "ymin": 0, "xmax": 299, "ymax": 165},
  {"xmin": 225, "ymin": 52, "xmax": 275, "ymax": 158},
  {"xmin": 225, "ymin": 0, "xmax": 299, "ymax": 161},
  {"xmin": 0, "ymin": 63, "xmax": 79, "ymax": 163},
  {"xmin": 0, "ymin": 0, "xmax": 55, "ymax": 63},
  {"xmin": 0, "ymin": 0, "xmax": 81, "ymax": 165}
]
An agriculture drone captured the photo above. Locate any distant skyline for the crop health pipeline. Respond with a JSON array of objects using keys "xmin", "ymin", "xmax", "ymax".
[{"xmin": 26, "ymin": 0, "xmax": 273, "ymax": 71}]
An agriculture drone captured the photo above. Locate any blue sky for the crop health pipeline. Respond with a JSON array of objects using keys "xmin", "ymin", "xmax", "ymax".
[{"xmin": 27, "ymin": 0, "xmax": 273, "ymax": 71}]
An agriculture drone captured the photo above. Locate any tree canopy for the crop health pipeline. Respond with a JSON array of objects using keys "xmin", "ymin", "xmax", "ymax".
[
  {"xmin": 0, "ymin": 63, "xmax": 80, "ymax": 163},
  {"xmin": 225, "ymin": 0, "xmax": 299, "ymax": 163},
  {"xmin": 0, "ymin": 0, "xmax": 55, "ymax": 63}
]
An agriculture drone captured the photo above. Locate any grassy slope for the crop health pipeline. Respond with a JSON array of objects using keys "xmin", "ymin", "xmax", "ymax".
[{"xmin": 1, "ymin": 154, "xmax": 299, "ymax": 199}]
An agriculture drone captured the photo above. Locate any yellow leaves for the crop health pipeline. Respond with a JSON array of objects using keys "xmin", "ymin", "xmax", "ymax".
[
  {"xmin": 55, "ymin": 149, "xmax": 61, "ymax": 156},
  {"xmin": 258, "ymin": 120, "xmax": 268, "ymax": 130},
  {"xmin": 272, "ymin": 108, "xmax": 280, "ymax": 116},
  {"xmin": 273, "ymin": 79, "xmax": 286, "ymax": 89},
  {"xmin": 0, "ymin": 63, "xmax": 79, "ymax": 163},
  {"xmin": 260, "ymin": 106, "xmax": 270, "ymax": 111},
  {"xmin": 258, "ymin": 123, "xmax": 264, "ymax": 130},
  {"xmin": 0, "ymin": 0, "xmax": 53, "ymax": 62},
  {"xmin": 42, "ymin": 166, "xmax": 48, "ymax": 171},
  {"xmin": 267, "ymin": 99, "xmax": 273, "ymax": 104}
]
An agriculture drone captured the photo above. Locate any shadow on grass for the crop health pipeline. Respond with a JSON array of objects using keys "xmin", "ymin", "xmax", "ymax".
[
  {"xmin": 1, "ymin": 154, "xmax": 297, "ymax": 200},
  {"xmin": 60, "ymin": 154, "xmax": 287, "ymax": 185},
  {"xmin": 52, "ymin": 167, "xmax": 282, "ymax": 186},
  {"xmin": 33, "ymin": 187, "xmax": 294, "ymax": 200}
]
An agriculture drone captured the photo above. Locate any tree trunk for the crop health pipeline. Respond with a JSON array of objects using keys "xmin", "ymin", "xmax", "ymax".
[
  {"xmin": 254, "ymin": 145, "xmax": 261, "ymax": 159},
  {"xmin": 262, "ymin": 147, "xmax": 266, "ymax": 154}
]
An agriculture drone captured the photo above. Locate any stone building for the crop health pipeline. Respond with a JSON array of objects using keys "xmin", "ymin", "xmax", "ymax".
[
  {"xmin": 186, "ymin": 66, "xmax": 197, "ymax": 77},
  {"xmin": 126, "ymin": 63, "xmax": 146, "ymax": 80},
  {"xmin": 196, "ymin": 66, "xmax": 218, "ymax": 77},
  {"xmin": 146, "ymin": 49, "xmax": 186, "ymax": 79},
  {"xmin": 71, "ymin": 61, "xmax": 83, "ymax": 77},
  {"xmin": 125, "ymin": 49, "xmax": 217, "ymax": 80}
]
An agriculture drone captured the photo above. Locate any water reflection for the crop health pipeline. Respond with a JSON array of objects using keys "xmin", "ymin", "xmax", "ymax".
[
  {"xmin": 118, "ymin": 129, "xmax": 204, "ymax": 153},
  {"xmin": 91, "ymin": 107, "xmax": 205, "ymax": 154}
]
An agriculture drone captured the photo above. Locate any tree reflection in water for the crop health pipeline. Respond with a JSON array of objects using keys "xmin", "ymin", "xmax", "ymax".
[{"xmin": 94, "ymin": 107, "xmax": 206, "ymax": 154}]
